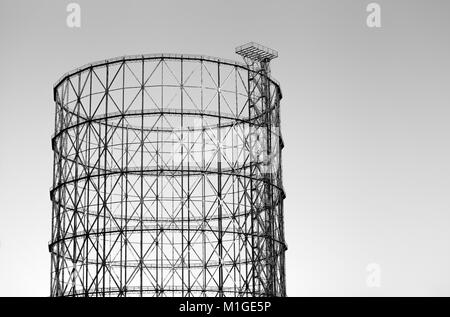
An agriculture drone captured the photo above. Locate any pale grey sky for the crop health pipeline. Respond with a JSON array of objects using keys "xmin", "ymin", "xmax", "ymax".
[{"xmin": 0, "ymin": 0, "xmax": 449, "ymax": 296}]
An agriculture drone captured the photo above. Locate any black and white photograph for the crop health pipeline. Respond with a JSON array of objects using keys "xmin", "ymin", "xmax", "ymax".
[{"xmin": 0, "ymin": 0, "xmax": 449, "ymax": 307}]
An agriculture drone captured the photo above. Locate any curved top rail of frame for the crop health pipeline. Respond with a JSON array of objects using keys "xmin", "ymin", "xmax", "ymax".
[{"xmin": 53, "ymin": 53, "xmax": 282, "ymax": 98}]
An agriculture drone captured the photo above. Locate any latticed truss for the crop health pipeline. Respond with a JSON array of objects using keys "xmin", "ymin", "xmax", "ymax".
[{"xmin": 49, "ymin": 54, "xmax": 286, "ymax": 297}]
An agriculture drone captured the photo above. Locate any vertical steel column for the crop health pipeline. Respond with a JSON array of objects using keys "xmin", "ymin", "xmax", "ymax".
[
  {"xmin": 217, "ymin": 62, "xmax": 224, "ymax": 297},
  {"xmin": 180, "ymin": 57, "xmax": 185, "ymax": 296},
  {"xmin": 140, "ymin": 58, "xmax": 145, "ymax": 297}
]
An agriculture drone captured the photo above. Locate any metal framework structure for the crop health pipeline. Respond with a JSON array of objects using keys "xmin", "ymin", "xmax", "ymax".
[{"xmin": 49, "ymin": 45, "xmax": 286, "ymax": 297}]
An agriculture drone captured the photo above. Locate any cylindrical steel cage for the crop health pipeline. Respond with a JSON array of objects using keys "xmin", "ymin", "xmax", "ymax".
[{"xmin": 50, "ymin": 54, "xmax": 286, "ymax": 297}]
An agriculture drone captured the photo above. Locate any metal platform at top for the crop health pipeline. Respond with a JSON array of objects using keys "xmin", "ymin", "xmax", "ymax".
[{"xmin": 235, "ymin": 42, "xmax": 278, "ymax": 63}]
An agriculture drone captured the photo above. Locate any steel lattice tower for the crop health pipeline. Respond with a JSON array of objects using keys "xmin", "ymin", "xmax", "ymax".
[{"xmin": 49, "ymin": 44, "xmax": 286, "ymax": 297}]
